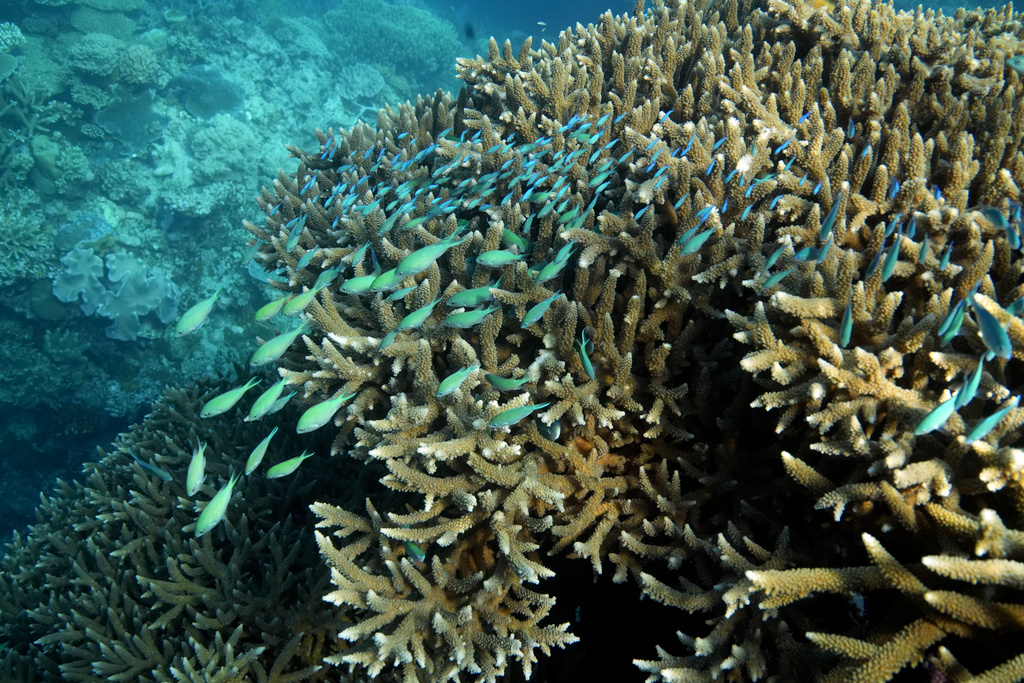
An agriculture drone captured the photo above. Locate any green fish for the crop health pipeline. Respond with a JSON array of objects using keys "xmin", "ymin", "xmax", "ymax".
[
  {"xmin": 129, "ymin": 453, "xmax": 173, "ymax": 482},
  {"xmin": 379, "ymin": 329, "xmax": 399, "ymax": 349},
  {"xmin": 296, "ymin": 390, "xmax": 357, "ymax": 433},
  {"xmin": 254, "ymin": 294, "xmax": 291, "ymax": 323},
  {"xmin": 246, "ymin": 377, "xmax": 291, "ymax": 422},
  {"xmin": 476, "ymin": 250, "xmax": 526, "ymax": 267},
  {"xmin": 396, "ymin": 295, "xmax": 443, "ymax": 331},
  {"xmin": 401, "ymin": 214, "xmax": 434, "ymax": 231},
  {"xmin": 521, "ymin": 291, "xmax": 562, "ymax": 327},
  {"xmin": 194, "ymin": 471, "xmax": 240, "ymax": 537},
  {"xmin": 186, "ymin": 442, "xmax": 207, "ymax": 496},
  {"xmin": 485, "ymin": 373, "xmax": 531, "ymax": 392},
  {"xmin": 266, "ymin": 450, "xmax": 315, "ymax": 478},
  {"xmin": 557, "ymin": 206, "xmax": 581, "ymax": 225},
  {"xmin": 536, "ymin": 418, "xmax": 561, "ymax": 441},
  {"xmin": 552, "ymin": 241, "xmax": 578, "ymax": 266},
  {"xmin": 502, "ymin": 229, "xmax": 530, "ymax": 253},
  {"xmin": 403, "ymin": 539, "xmax": 427, "ymax": 561},
  {"xmin": 250, "ymin": 321, "xmax": 311, "ymax": 367},
  {"xmin": 679, "ymin": 229, "xmax": 714, "ymax": 256},
  {"xmin": 436, "ymin": 363, "xmax": 480, "ymax": 398},
  {"xmin": 442, "ymin": 304, "xmax": 501, "ymax": 329},
  {"xmin": 533, "ymin": 259, "xmax": 571, "ymax": 284},
  {"xmin": 369, "ymin": 268, "xmax": 405, "ymax": 293},
  {"xmin": 338, "ymin": 273, "xmax": 379, "ymax": 295},
  {"xmin": 446, "ymin": 276, "xmax": 502, "ymax": 308},
  {"xmin": 267, "ymin": 391, "xmax": 295, "ymax": 415},
  {"xmin": 296, "ymin": 245, "xmax": 319, "ymax": 270},
  {"xmin": 175, "ymin": 286, "xmax": 223, "ymax": 337},
  {"xmin": 281, "ymin": 285, "xmax": 322, "ymax": 317},
  {"xmin": 311, "ymin": 264, "xmax": 343, "ymax": 291},
  {"xmin": 387, "ymin": 285, "xmax": 417, "ymax": 301},
  {"xmin": 577, "ymin": 329, "xmax": 596, "ymax": 380},
  {"xmin": 245, "ymin": 427, "xmax": 278, "ymax": 475},
  {"xmin": 1008, "ymin": 55, "xmax": 1024, "ymax": 76},
  {"xmin": 913, "ymin": 390, "xmax": 961, "ymax": 436},
  {"xmin": 347, "ymin": 241, "xmax": 371, "ymax": 266},
  {"xmin": 839, "ymin": 300, "xmax": 853, "ymax": 348},
  {"xmin": 200, "ymin": 377, "xmax": 261, "ymax": 418},
  {"xmin": 489, "ymin": 402, "xmax": 551, "ymax": 429},
  {"xmin": 395, "ymin": 235, "xmax": 469, "ymax": 278},
  {"xmin": 965, "ymin": 396, "xmax": 1020, "ymax": 444}
]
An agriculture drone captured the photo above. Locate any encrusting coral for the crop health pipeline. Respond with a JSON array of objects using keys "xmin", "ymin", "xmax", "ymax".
[{"xmin": 7, "ymin": 0, "xmax": 1024, "ymax": 679}]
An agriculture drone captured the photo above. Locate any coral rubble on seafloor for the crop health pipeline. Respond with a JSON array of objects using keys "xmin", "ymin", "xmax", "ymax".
[{"xmin": 7, "ymin": 0, "xmax": 1024, "ymax": 680}]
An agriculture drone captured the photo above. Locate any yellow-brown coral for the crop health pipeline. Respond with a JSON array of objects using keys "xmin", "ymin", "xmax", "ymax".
[{"xmin": 234, "ymin": 0, "xmax": 1024, "ymax": 678}]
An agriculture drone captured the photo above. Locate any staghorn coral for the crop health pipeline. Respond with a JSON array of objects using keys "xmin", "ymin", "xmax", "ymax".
[
  {"xmin": 0, "ymin": 379, "xmax": 358, "ymax": 682},
  {"xmin": 6, "ymin": 0, "xmax": 1024, "ymax": 680},
  {"xmin": 0, "ymin": 23, "xmax": 25, "ymax": 54},
  {"xmin": 233, "ymin": 0, "xmax": 1024, "ymax": 679}
]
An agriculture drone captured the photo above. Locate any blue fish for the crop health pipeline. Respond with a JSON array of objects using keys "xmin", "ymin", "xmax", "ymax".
[
  {"xmin": 839, "ymin": 299, "xmax": 853, "ymax": 347},
  {"xmin": 760, "ymin": 268, "xmax": 793, "ymax": 289},
  {"xmin": 964, "ymin": 396, "xmax": 1020, "ymax": 444},
  {"xmin": 939, "ymin": 242, "xmax": 953, "ymax": 270},
  {"xmin": 880, "ymin": 235, "xmax": 901, "ymax": 282},
  {"xmin": 918, "ymin": 232, "xmax": 930, "ymax": 264},
  {"xmin": 819, "ymin": 190, "xmax": 844, "ymax": 241},
  {"xmin": 765, "ymin": 244, "xmax": 787, "ymax": 270},
  {"xmin": 888, "ymin": 179, "xmax": 900, "ymax": 200},
  {"xmin": 970, "ymin": 294, "xmax": 1013, "ymax": 359},
  {"xmin": 954, "ymin": 355, "xmax": 985, "ymax": 410},
  {"xmin": 914, "ymin": 390, "xmax": 961, "ymax": 436},
  {"xmin": 884, "ymin": 213, "xmax": 902, "ymax": 238}
]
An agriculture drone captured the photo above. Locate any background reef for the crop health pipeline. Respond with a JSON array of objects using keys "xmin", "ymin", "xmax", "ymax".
[
  {"xmin": 0, "ymin": 0, "xmax": 626, "ymax": 537},
  {"xmin": 7, "ymin": 0, "xmax": 1024, "ymax": 681}
]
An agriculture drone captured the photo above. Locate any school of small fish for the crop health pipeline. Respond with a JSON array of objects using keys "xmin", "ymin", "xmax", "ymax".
[{"xmin": 133, "ymin": 102, "xmax": 1023, "ymax": 545}]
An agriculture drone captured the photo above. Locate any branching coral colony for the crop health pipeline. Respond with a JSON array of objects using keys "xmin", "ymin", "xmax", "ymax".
[
  {"xmin": 236, "ymin": 0, "xmax": 1024, "ymax": 678},
  {"xmin": 11, "ymin": 0, "xmax": 1024, "ymax": 679}
]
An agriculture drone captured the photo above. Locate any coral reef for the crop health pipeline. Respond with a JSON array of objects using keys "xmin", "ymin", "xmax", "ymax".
[
  {"xmin": 7, "ymin": 0, "xmax": 1024, "ymax": 680},
  {"xmin": 0, "ymin": 380, "xmax": 355, "ymax": 681},
  {"xmin": 321, "ymin": 0, "xmax": 462, "ymax": 84},
  {"xmin": 236, "ymin": 0, "xmax": 1024, "ymax": 679},
  {"xmin": 52, "ymin": 246, "xmax": 181, "ymax": 341},
  {"xmin": 0, "ymin": 22, "xmax": 26, "ymax": 54}
]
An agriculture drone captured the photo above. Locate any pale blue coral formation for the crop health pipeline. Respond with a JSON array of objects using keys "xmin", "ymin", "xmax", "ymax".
[{"xmin": 52, "ymin": 247, "xmax": 180, "ymax": 341}]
